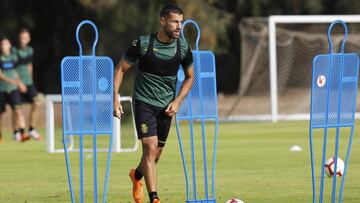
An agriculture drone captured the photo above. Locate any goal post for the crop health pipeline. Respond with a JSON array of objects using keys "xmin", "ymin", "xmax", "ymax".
[
  {"xmin": 45, "ymin": 94, "xmax": 138, "ymax": 153},
  {"xmin": 267, "ymin": 15, "xmax": 360, "ymax": 122}
]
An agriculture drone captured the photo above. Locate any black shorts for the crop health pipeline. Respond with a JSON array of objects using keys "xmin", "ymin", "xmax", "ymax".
[
  {"xmin": 0, "ymin": 90, "xmax": 22, "ymax": 113},
  {"xmin": 134, "ymin": 99, "xmax": 172, "ymax": 147},
  {"xmin": 21, "ymin": 85, "xmax": 38, "ymax": 103}
]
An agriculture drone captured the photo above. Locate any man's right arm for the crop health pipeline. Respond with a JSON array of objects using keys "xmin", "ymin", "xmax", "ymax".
[
  {"xmin": 113, "ymin": 59, "xmax": 132, "ymax": 119},
  {"xmin": 0, "ymin": 71, "xmax": 16, "ymax": 85},
  {"xmin": 0, "ymin": 70, "xmax": 26, "ymax": 92},
  {"xmin": 113, "ymin": 38, "xmax": 140, "ymax": 118}
]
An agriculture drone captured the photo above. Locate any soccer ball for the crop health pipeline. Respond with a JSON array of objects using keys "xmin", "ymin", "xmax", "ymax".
[
  {"xmin": 324, "ymin": 157, "xmax": 345, "ymax": 177},
  {"xmin": 226, "ymin": 199, "xmax": 244, "ymax": 203}
]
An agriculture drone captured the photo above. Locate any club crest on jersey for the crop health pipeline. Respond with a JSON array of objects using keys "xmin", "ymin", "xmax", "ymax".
[
  {"xmin": 141, "ymin": 123, "xmax": 148, "ymax": 134},
  {"xmin": 317, "ymin": 75, "xmax": 326, "ymax": 88}
]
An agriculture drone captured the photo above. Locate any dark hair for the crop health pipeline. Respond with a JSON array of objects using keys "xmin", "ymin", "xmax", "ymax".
[
  {"xmin": 160, "ymin": 4, "xmax": 183, "ymax": 18},
  {"xmin": 1, "ymin": 36, "xmax": 10, "ymax": 41},
  {"xmin": 19, "ymin": 28, "xmax": 30, "ymax": 34}
]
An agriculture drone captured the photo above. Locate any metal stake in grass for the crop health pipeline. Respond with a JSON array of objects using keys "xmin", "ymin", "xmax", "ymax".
[
  {"xmin": 175, "ymin": 19, "xmax": 219, "ymax": 203},
  {"xmin": 309, "ymin": 20, "xmax": 359, "ymax": 203},
  {"xmin": 61, "ymin": 20, "xmax": 114, "ymax": 203}
]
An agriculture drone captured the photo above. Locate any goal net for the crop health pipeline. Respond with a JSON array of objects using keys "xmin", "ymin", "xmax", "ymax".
[{"xmin": 221, "ymin": 15, "xmax": 360, "ymax": 121}]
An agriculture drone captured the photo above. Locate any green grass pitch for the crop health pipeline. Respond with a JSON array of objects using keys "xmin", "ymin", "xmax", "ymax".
[{"xmin": 0, "ymin": 121, "xmax": 360, "ymax": 202}]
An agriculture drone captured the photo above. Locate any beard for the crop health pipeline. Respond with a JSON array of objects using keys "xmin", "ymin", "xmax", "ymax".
[{"xmin": 164, "ymin": 28, "xmax": 180, "ymax": 39}]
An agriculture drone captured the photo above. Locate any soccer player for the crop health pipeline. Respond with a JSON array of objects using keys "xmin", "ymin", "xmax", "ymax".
[
  {"xmin": 0, "ymin": 37, "xmax": 29, "ymax": 142},
  {"xmin": 13, "ymin": 28, "xmax": 42, "ymax": 140},
  {"xmin": 113, "ymin": 4, "xmax": 194, "ymax": 203}
]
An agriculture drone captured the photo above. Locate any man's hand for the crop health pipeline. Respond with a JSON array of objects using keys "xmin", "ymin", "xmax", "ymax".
[
  {"xmin": 113, "ymin": 102, "xmax": 124, "ymax": 119},
  {"xmin": 17, "ymin": 81, "xmax": 27, "ymax": 93},
  {"xmin": 113, "ymin": 59, "xmax": 132, "ymax": 119},
  {"xmin": 165, "ymin": 100, "xmax": 180, "ymax": 117}
]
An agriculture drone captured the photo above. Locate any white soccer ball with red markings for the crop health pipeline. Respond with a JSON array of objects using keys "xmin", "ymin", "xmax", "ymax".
[
  {"xmin": 325, "ymin": 157, "xmax": 345, "ymax": 177},
  {"xmin": 226, "ymin": 199, "xmax": 244, "ymax": 203}
]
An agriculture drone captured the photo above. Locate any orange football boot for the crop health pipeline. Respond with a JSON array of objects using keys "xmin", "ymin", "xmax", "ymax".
[
  {"xmin": 129, "ymin": 169, "xmax": 144, "ymax": 203},
  {"xmin": 152, "ymin": 199, "xmax": 160, "ymax": 203}
]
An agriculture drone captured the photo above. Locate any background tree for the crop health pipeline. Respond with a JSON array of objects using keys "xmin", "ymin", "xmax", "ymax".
[{"xmin": 0, "ymin": 0, "xmax": 357, "ymax": 94}]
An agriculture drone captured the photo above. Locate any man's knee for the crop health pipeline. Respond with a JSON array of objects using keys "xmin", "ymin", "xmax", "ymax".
[
  {"xmin": 14, "ymin": 109, "xmax": 22, "ymax": 116},
  {"xmin": 143, "ymin": 142, "xmax": 158, "ymax": 158},
  {"xmin": 32, "ymin": 101, "xmax": 40, "ymax": 108}
]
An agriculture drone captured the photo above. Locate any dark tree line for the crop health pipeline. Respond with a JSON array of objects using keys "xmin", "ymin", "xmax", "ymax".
[{"xmin": 0, "ymin": 0, "xmax": 358, "ymax": 94}]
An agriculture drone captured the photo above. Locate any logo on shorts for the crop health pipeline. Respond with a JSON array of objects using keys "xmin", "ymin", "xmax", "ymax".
[{"xmin": 141, "ymin": 123, "xmax": 148, "ymax": 134}]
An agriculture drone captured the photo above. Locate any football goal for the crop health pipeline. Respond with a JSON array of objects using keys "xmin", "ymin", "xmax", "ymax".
[{"xmin": 226, "ymin": 15, "xmax": 360, "ymax": 122}]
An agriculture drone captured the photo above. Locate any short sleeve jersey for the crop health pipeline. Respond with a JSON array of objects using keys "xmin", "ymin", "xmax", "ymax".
[
  {"xmin": 0, "ymin": 53, "xmax": 18, "ymax": 92},
  {"xmin": 12, "ymin": 46, "xmax": 34, "ymax": 85},
  {"xmin": 123, "ymin": 33, "xmax": 193, "ymax": 107}
]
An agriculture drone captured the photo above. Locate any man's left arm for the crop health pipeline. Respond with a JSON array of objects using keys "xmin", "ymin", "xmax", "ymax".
[
  {"xmin": 165, "ymin": 64, "xmax": 194, "ymax": 116},
  {"xmin": 28, "ymin": 63, "xmax": 33, "ymax": 79},
  {"xmin": 29, "ymin": 48, "xmax": 34, "ymax": 79}
]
